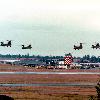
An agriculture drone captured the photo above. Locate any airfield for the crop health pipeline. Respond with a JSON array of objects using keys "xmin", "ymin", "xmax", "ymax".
[{"xmin": 0, "ymin": 65, "xmax": 99, "ymax": 100}]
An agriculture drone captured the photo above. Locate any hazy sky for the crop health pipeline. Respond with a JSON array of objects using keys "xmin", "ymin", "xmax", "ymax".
[{"xmin": 0, "ymin": 0, "xmax": 100, "ymax": 56}]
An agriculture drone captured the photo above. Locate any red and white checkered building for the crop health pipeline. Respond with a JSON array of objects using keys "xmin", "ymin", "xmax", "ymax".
[{"xmin": 64, "ymin": 55, "xmax": 73, "ymax": 66}]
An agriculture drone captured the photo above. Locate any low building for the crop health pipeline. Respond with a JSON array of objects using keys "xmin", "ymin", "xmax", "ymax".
[
  {"xmin": 14, "ymin": 60, "xmax": 46, "ymax": 67},
  {"xmin": 0, "ymin": 59, "xmax": 20, "ymax": 65}
]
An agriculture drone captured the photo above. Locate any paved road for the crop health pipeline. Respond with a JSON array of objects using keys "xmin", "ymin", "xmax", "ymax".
[
  {"xmin": 0, "ymin": 72, "xmax": 99, "ymax": 74},
  {"xmin": 0, "ymin": 83, "xmax": 96, "ymax": 87}
]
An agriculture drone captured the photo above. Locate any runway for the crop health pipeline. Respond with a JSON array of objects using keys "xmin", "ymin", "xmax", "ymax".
[
  {"xmin": 0, "ymin": 83, "xmax": 96, "ymax": 87},
  {"xmin": 0, "ymin": 72, "xmax": 99, "ymax": 74}
]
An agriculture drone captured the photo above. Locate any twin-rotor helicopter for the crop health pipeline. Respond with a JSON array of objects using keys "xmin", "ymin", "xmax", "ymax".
[
  {"xmin": 0, "ymin": 40, "xmax": 32, "ymax": 49},
  {"xmin": 22, "ymin": 45, "xmax": 32, "ymax": 49},
  {"xmin": 1, "ymin": 40, "xmax": 12, "ymax": 47},
  {"xmin": 91, "ymin": 43, "xmax": 100, "ymax": 49},
  {"xmin": 74, "ymin": 43, "xmax": 83, "ymax": 50}
]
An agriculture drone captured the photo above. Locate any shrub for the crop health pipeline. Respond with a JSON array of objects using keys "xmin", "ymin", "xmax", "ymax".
[{"xmin": 95, "ymin": 81, "xmax": 100, "ymax": 100}]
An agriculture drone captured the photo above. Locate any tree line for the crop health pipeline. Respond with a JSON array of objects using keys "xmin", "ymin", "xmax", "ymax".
[{"xmin": 0, "ymin": 54, "xmax": 100, "ymax": 63}]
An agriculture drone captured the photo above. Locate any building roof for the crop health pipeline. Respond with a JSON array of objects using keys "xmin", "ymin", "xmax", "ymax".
[{"xmin": 14, "ymin": 60, "xmax": 46, "ymax": 65}]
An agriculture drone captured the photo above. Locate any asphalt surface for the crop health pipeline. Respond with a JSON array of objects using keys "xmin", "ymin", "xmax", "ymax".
[
  {"xmin": 0, "ymin": 83, "xmax": 96, "ymax": 87},
  {"xmin": 0, "ymin": 72, "xmax": 99, "ymax": 74}
]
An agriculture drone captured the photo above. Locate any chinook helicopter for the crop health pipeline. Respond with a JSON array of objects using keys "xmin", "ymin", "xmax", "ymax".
[
  {"xmin": 91, "ymin": 43, "xmax": 100, "ymax": 49},
  {"xmin": 22, "ymin": 44, "xmax": 32, "ymax": 49},
  {"xmin": 0, "ymin": 40, "xmax": 12, "ymax": 47},
  {"xmin": 74, "ymin": 43, "xmax": 83, "ymax": 50}
]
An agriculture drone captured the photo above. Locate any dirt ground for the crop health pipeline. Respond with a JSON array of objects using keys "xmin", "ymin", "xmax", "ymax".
[{"xmin": 0, "ymin": 64, "xmax": 99, "ymax": 100}]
